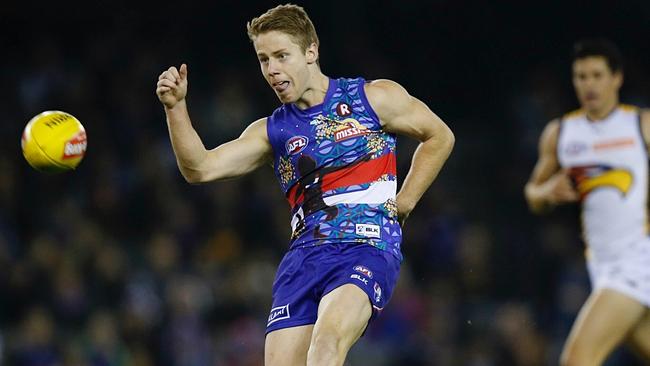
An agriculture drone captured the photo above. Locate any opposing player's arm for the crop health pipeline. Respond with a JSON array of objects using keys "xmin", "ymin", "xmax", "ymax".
[
  {"xmin": 365, "ymin": 79, "xmax": 454, "ymax": 223},
  {"xmin": 524, "ymin": 120, "xmax": 578, "ymax": 214},
  {"xmin": 640, "ymin": 109, "xmax": 650, "ymax": 152},
  {"xmin": 157, "ymin": 64, "xmax": 272, "ymax": 183}
]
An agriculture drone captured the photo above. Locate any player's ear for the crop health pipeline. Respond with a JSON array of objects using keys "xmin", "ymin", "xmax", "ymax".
[
  {"xmin": 305, "ymin": 43, "xmax": 318, "ymax": 64},
  {"xmin": 613, "ymin": 70, "xmax": 624, "ymax": 89}
]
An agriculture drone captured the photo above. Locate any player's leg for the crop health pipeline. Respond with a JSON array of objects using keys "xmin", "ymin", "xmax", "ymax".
[
  {"xmin": 264, "ymin": 247, "xmax": 321, "ymax": 366},
  {"xmin": 560, "ymin": 288, "xmax": 647, "ymax": 366},
  {"xmin": 306, "ymin": 284, "xmax": 371, "ymax": 366},
  {"xmin": 626, "ymin": 309, "xmax": 650, "ymax": 361},
  {"xmin": 265, "ymin": 324, "xmax": 314, "ymax": 366}
]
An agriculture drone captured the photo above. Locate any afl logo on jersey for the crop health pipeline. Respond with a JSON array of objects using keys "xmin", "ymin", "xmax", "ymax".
[
  {"xmin": 565, "ymin": 141, "xmax": 588, "ymax": 156},
  {"xmin": 336, "ymin": 102, "xmax": 352, "ymax": 117},
  {"xmin": 286, "ymin": 136, "xmax": 309, "ymax": 155}
]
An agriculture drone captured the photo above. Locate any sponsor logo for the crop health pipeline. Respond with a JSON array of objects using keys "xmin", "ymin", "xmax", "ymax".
[
  {"xmin": 350, "ymin": 274, "xmax": 368, "ymax": 285},
  {"xmin": 309, "ymin": 115, "xmax": 330, "ymax": 125},
  {"xmin": 356, "ymin": 223, "xmax": 381, "ymax": 239},
  {"xmin": 336, "ymin": 102, "xmax": 352, "ymax": 117},
  {"xmin": 564, "ymin": 141, "xmax": 587, "ymax": 156},
  {"xmin": 44, "ymin": 113, "xmax": 72, "ymax": 128},
  {"xmin": 593, "ymin": 138, "xmax": 635, "ymax": 151},
  {"xmin": 286, "ymin": 136, "xmax": 309, "ymax": 155},
  {"xmin": 353, "ymin": 265, "xmax": 373, "ymax": 278},
  {"xmin": 569, "ymin": 165, "xmax": 633, "ymax": 199},
  {"xmin": 373, "ymin": 282, "xmax": 382, "ymax": 303},
  {"xmin": 334, "ymin": 119, "xmax": 368, "ymax": 141},
  {"xmin": 267, "ymin": 304, "xmax": 291, "ymax": 326},
  {"xmin": 62, "ymin": 131, "xmax": 87, "ymax": 159}
]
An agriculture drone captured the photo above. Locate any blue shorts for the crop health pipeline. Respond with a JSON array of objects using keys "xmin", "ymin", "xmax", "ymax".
[{"xmin": 266, "ymin": 243, "xmax": 401, "ymax": 334}]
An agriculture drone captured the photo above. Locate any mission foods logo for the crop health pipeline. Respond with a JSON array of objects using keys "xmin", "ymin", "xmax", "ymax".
[
  {"xmin": 286, "ymin": 136, "xmax": 308, "ymax": 155},
  {"xmin": 334, "ymin": 119, "xmax": 368, "ymax": 142}
]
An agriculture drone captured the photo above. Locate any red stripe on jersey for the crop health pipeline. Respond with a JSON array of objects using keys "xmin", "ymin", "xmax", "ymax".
[{"xmin": 287, "ymin": 152, "xmax": 396, "ymax": 208}]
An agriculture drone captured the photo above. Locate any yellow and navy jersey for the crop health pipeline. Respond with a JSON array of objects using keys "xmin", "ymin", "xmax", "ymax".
[{"xmin": 557, "ymin": 105, "xmax": 648, "ymax": 259}]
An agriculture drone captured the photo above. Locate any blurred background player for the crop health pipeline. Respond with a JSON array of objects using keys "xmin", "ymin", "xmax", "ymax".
[
  {"xmin": 525, "ymin": 39, "xmax": 650, "ymax": 365},
  {"xmin": 155, "ymin": 4, "xmax": 453, "ymax": 366}
]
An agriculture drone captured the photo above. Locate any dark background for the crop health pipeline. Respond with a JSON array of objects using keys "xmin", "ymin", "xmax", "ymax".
[{"xmin": 1, "ymin": 1, "xmax": 649, "ymax": 365}]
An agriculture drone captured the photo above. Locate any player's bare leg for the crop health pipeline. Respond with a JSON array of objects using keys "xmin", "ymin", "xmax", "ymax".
[
  {"xmin": 627, "ymin": 309, "xmax": 650, "ymax": 360},
  {"xmin": 560, "ymin": 288, "xmax": 647, "ymax": 366},
  {"xmin": 265, "ymin": 324, "xmax": 314, "ymax": 366},
  {"xmin": 306, "ymin": 284, "xmax": 372, "ymax": 366}
]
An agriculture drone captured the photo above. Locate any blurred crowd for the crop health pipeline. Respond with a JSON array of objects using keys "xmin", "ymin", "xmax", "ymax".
[{"xmin": 1, "ymin": 2, "xmax": 650, "ymax": 365}]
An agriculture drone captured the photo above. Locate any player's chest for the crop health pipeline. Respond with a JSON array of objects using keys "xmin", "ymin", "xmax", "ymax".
[
  {"xmin": 277, "ymin": 114, "xmax": 378, "ymax": 159},
  {"xmin": 559, "ymin": 123, "xmax": 642, "ymax": 165}
]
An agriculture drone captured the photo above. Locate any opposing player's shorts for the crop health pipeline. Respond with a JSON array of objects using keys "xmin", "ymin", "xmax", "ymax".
[
  {"xmin": 587, "ymin": 238, "xmax": 650, "ymax": 307},
  {"xmin": 266, "ymin": 243, "xmax": 401, "ymax": 334}
]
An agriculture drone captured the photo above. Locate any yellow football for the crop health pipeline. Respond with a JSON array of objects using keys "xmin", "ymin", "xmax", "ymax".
[{"xmin": 21, "ymin": 111, "xmax": 87, "ymax": 173}]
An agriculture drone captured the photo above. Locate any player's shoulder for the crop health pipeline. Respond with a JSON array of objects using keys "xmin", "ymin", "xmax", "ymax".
[
  {"xmin": 560, "ymin": 108, "xmax": 584, "ymax": 122},
  {"xmin": 639, "ymin": 107, "xmax": 650, "ymax": 121},
  {"xmin": 364, "ymin": 79, "xmax": 407, "ymax": 98},
  {"xmin": 364, "ymin": 79, "xmax": 410, "ymax": 110},
  {"xmin": 619, "ymin": 103, "xmax": 637, "ymax": 111},
  {"xmin": 242, "ymin": 117, "xmax": 269, "ymax": 139},
  {"xmin": 539, "ymin": 118, "xmax": 562, "ymax": 145},
  {"xmin": 266, "ymin": 103, "xmax": 295, "ymax": 126}
]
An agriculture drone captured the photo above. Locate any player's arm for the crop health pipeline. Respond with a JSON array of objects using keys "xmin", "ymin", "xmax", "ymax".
[
  {"xmin": 156, "ymin": 64, "xmax": 272, "ymax": 183},
  {"xmin": 365, "ymin": 79, "xmax": 454, "ymax": 224},
  {"xmin": 524, "ymin": 120, "xmax": 578, "ymax": 214},
  {"xmin": 639, "ymin": 109, "xmax": 650, "ymax": 152}
]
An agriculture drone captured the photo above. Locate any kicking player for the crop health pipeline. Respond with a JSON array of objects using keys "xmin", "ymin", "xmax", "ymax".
[
  {"xmin": 525, "ymin": 39, "xmax": 650, "ymax": 365},
  {"xmin": 156, "ymin": 4, "xmax": 454, "ymax": 365}
]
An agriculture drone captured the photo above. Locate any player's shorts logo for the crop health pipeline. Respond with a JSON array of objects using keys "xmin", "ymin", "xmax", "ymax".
[
  {"xmin": 353, "ymin": 265, "xmax": 373, "ymax": 278},
  {"xmin": 373, "ymin": 282, "xmax": 382, "ymax": 303},
  {"xmin": 350, "ymin": 274, "xmax": 369, "ymax": 285},
  {"xmin": 286, "ymin": 136, "xmax": 309, "ymax": 155},
  {"xmin": 267, "ymin": 304, "xmax": 291, "ymax": 326}
]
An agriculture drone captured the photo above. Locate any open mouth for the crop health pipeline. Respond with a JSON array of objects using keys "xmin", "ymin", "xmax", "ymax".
[{"xmin": 273, "ymin": 81, "xmax": 290, "ymax": 93}]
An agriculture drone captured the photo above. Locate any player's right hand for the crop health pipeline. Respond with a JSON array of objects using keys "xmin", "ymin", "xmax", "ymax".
[
  {"xmin": 542, "ymin": 170, "xmax": 579, "ymax": 204},
  {"xmin": 156, "ymin": 64, "xmax": 188, "ymax": 108}
]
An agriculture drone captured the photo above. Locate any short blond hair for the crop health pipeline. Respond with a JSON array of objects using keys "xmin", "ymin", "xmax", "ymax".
[{"xmin": 246, "ymin": 4, "xmax": 319, "ymax": 52}]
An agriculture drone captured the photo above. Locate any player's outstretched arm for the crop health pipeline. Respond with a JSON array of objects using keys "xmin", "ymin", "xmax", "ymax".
[
  {"xmin": 365, "ymin": 79, "xmax": 454, "ymax": 224},
  {"xmin": 524, "ymin": 120, "xmax": 578, "ymax": 214},
  {"xmin": 156, "ymin": 64, "xmax": 272, "ymax": 183}
]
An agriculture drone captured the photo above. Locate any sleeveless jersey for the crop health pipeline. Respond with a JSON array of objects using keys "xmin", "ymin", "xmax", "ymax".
[
  {"xmin": 267, "ymin": 77, "xmax": 402, "ymax": 260},
  {"xmin": 557, "ymin": 105, "xmax": 648, "ymax": 260}
]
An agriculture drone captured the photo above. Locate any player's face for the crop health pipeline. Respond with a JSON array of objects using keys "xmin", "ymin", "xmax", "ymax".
[
  {"xmin": 254, "ymin": 31, "xmax": 315, "ymax": 104},
  {"xmin": 572, "ymin": 56, "xmax": 622, "ymax": 114}
]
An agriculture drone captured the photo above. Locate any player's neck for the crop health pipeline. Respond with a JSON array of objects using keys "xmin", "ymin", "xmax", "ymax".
[
  {"xmin": 585, "ymin": 98, "xmax": 619, "ymax": 121},
  {"xmin": 294, "ymin": 71, "xmax": 329, "ymax": 110}
]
